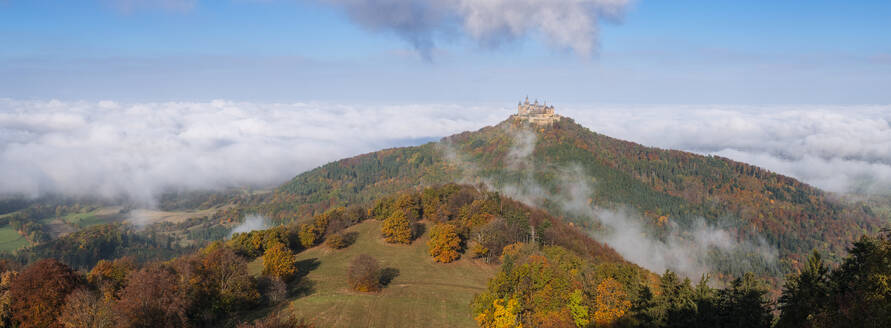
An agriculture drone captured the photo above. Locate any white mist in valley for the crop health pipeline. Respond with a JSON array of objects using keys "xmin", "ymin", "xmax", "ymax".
[
  {"xmin": 445, "ymin": 126, "xmax": 778, "ymax": 279},
  {"xmin": 229, "ymin": 214, "xmax": 270, "ymax": 237}
]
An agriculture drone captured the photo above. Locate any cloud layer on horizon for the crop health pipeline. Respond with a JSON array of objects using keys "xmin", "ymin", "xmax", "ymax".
[
  {"xmin": 1, "ymin": 99, "xmax": 888, "ymax": 207},
  {"xmin": 563, "ymin": 105, "xmax": 891, "ymax": 195},
  {"xmin": 0, "ymin": 99, "xmax": 504, "ymax": 204}
]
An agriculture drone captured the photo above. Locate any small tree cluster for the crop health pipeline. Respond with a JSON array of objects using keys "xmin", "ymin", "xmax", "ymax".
[
  {"xmin": 347, "ymin": 255, "xmax": 381, "ymax": 292},
  {"xmin": 381, "ymin": 213, "xmax": 413, "ymax": 244},
  {"xmin": 0, "ymin": 229, "xmax": 316, "ymax": 327},
  {"xmin": 427, "ymin": 223, "xmax": 462, "ymax": 263},
  {"xmin": 229, "ymin": 226, "xmax": 293, "ymax": 258},
  {"xmin": 297, "ymin": 224, "xmax": 319, "ymax": 249},
  {"xmin": 262, "ymin": 243, "xmax": 299, "ymax": 282}
]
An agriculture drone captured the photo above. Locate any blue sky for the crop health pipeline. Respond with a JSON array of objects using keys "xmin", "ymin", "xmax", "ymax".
[{"xmin": 2, "ymin": 0, "xmax": 890, "ymax": 104}]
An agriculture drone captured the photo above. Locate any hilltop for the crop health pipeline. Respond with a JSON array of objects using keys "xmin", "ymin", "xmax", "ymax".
[
  {"xmin": 240, "ymin": 107, "xmax": 881, "ymax": 280},
  {"xmin": 0, "ymin": 104, "xmax": 887, "ymax": 327},
  {"xmin": 2, "ymin": 106, "xmax": 882, "ymax": 283}
]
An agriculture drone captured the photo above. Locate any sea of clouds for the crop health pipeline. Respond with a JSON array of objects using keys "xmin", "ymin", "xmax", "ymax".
[
  {"xmin": 0, "ymin": 98, "xmax": 504, "ymax": 205},
  {"xmin": 562, "ymin": 105, "xmax": 891, "ymax": 195},
  {"xmin": 1, "ymin": 99, "xmax": 889, "ymax": 207}
]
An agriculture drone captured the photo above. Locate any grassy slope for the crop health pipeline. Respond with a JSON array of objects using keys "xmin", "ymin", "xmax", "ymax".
[
  {"xmin": 277, "ymin": 220, "xmax": 498, "ymax": 328},
  {"xmin": 0, "ymin": 225, "xmax": 29, "ymax": 252}
]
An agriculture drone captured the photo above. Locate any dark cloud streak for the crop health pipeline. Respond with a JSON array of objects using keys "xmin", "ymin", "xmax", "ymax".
[{"xmin": 317, "ymin": 0, "xmax": 632, "ymax": 59}]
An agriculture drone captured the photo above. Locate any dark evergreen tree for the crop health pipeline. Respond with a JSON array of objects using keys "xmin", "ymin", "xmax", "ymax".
[
  {"xmin": 776, "ymin": 251, "xmax": 829, "ymax": 328},
  {"xmin": 717, "ymin": 273, "xmax": 774, "ymax": 328}
]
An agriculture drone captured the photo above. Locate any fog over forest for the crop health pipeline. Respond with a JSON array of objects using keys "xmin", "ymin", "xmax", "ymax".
[{"xmin": 1, "ymin": 99, "xmax": 888, "ymax": 204}]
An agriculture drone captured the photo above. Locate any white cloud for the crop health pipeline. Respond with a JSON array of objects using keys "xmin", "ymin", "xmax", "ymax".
[
  {"xmin": 0, "ymin": 99, "xmax": 506, "ymax": 205},
  {"xmin": 230, "ymin": 214, "xmax": 270, "ymax": 236},
  {"xmin": 319, "ymin": 0, "xmax": 631, "ymax": 59},
  {"xmin": 1, "ymin": 99, "xmax": 887, "ymax": 209},
  {"xmin": 562, "ymin": 104, "xmax": 891, "ymax": 194}
]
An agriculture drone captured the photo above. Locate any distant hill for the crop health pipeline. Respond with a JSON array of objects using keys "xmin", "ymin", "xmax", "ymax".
[{"xmin": 258, "ymin": 115, "xmax": 881, "ymax": 278}]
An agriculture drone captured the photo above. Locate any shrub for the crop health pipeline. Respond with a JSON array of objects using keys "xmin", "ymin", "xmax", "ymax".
[
  {"xmin": 347, "ymin": 255, "xmax": 381, "ymax": 292},
  {"xmin": 381, "ymin": 213, "xmax": 412, "ymax": 244},
  {"xmin": 325, "ymin": 233, "xmax": 347, "ymax": 249},
  {"xmin": 325, "ymin": 231, "xmax": 356, "ymax": 249},
  {"xmin": 427, "ymin": 223, "xmax": 462, "ymax": 263}
]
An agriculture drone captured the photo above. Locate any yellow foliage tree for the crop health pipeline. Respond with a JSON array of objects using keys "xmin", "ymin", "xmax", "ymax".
[
  {"xmin": 427, "ymin": 223, "xmax": 462, "ymax": 263},
  {"xmin": 298, "ymin": 224, "xmax": 319, "ymax": 249},
  {"xmin": 500, "ymin": 242, "xmax": 526, "ymax": 262},
  {"xmin": 468, "ymin": 240, "xmax": 489, "ymax": 259},
  {"xmin": 593, "ymin": 278, "xmax": 631, "ymax": 326},
  {"xmin": 395, "ymin": 193, "xmax": 421, "ymax": 221},
  {"xmin": 262, "ymin": 243, "xmax": 299, "ymax": 281},
  {"xmin": 493, "ymin": 298, "xmax": 523, "ymax": 328},
  {"xmin": 568, "ymin": 289, "xmax": 590, "ymax": 327},
  {"xmin": 381, "ymin": 213, "xmax": 412, "ymax": 244}
]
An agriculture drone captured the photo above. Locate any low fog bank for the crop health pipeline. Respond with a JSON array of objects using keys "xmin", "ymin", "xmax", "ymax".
[
  {"xmin": 1, "ymin": 99, "xmax": 887, "ymax": 210},
  {"xmin": 445, "ymin": 127, "xmax": 779, "ymax": 279},
  {"xmin": 556, "ymin": 167, "xmax": 778, "ymax": 278},
  {"xmin": 229, "ymin": 214, "xmax": 270, "ymax": 237},
  {"xmin": 0, "ymin": 99, "xmax": 506, "ymax": 206}
]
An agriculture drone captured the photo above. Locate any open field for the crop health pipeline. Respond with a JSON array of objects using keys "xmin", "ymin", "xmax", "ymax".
[
  {"xmin": 62, "ymin": 206, "xmax": 125, "ymax": 228},
  {"xmin": 127, "ymin": 206, "xmax": 228, "ymax": 225},
  {"xmin": 0, "ymin": 225, "xmax": 29, "ymax": 252},
  {"xmin": 269, "ymin": 220, "xmax": 498, "ymax": 328}
]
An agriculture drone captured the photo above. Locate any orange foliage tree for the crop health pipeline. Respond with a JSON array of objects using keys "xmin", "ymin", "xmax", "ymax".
[
  {"xmin": 427, "ymin": 223, "xmax": 462, "ymax": 263},
  {"xmin": 8, "ymin": 259, "xmax": 80, "ymax": 328},
  {"xmin": 381, "ymin": 213, "xmax": 412, "ymax": 244},
  {"xmin": 262, "ymin": 243, "xmax": 299, "ymax": 282},
  {"xmin": 593, "ymin": 278, "xmax": 631, "ymax": 326},
  {"xmin": 87, "ymin": 257, "xmax": 135, "ymax": 293}
]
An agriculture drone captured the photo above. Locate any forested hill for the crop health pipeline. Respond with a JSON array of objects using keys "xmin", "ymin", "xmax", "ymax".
[{"xmin": 261, "ymin": 116, "xmax": 881, "ymax": 276}]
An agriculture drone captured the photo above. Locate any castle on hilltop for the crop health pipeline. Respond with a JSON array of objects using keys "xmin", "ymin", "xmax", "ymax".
[{"xmin": 515, "ymin": 97, "xmax": 561, "ymax": 125}]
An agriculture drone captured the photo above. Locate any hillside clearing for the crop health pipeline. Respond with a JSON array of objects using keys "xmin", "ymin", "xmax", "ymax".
[
  {"xmin": 0, "ymin": 225, "xmax": 29, "ymax": 252},
  {"xmin": 265, "ymin": 220, "xmax": 498, "ymax": 327}
]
